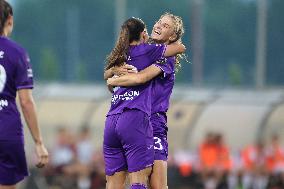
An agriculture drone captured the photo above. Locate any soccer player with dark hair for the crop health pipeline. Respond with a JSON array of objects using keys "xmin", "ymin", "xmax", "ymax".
[{"xmin": 0, "ymin": 0, "xmax": 48, "ymax": 188}]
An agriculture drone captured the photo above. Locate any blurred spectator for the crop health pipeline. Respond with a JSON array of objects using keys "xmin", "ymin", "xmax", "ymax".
[
  {"xmin": 199, "ymin": 132, "xmax": 231, "ymax": 189},
  {"xmin": 51, "ymin": 126, "xmax": 76, "ymax": 170},
  {"xmin": 63, "ymin": 126, "xmax": 94, "ymax": 189},
  {"xmin": 77, "ymin": 126, "xmax": 94, "ymax": 165},
  {"xmin": 43, "ymin": 125, "xmax": 106, "ymax": 189},
  {"xmin": 90, "ymin": 149, "xmax": 106, "ymax": 189},
  {"xmin": 215, "ymin": 134, "xmax": 232, "ymax": 172},
  {"xmin": 266, "ymin": 134, "xmax": 284, "ymax": 174},
  {"xmin": 265, "ymin": 134, "xmax": 284, "ymax": 189},
  {"xmin": 241, "ymin": 140, "xmax": 268, "ymax": 189},
  {"xmin": 47, "ymin": 126, "xmax": 77, "ymax": 189},
  {"xmin": 199, "ymin": 132, "xmax": 216, "ymax": 172}
]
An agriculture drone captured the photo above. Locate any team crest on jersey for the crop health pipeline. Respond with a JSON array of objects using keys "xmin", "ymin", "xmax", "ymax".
[
  {"xmin": 156, "ymin": 57, "xmax": 167, "ymax": 64},
  {"xmin": 27, "ymin": 68, "xmax": 33, "ymax": 78},
  {"xmin": 0, "ymin": 51, "xmax": 4, "ymax": 59}
]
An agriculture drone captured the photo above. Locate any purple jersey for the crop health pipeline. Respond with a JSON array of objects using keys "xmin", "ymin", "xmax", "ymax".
[
  {"xmin": 0, "ymin": 36, "xmax": 33, "ymax": 140},
  {"xmin": 152, "ymin": 56, "xmax": 175, "ymax": 114},
  {"xmin": 151, "ymin": 57, "xmax": 175, "ymax": 161},
  {"xmin": 107, "ymin": 43, "xmax": 166, "ymax": 116}
]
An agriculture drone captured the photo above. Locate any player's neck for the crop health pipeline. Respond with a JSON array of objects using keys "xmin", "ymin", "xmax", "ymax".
[
  {"xmin": 130, "ymin": 40, "xmax": 142, "ymax": 46},
  {"xmin": 2, "ymin": 29, "xmax": 10, "ymax": 37},
  {"xmin": 151, "ymin": 38, "xmax": 169, "ymax": 45}
]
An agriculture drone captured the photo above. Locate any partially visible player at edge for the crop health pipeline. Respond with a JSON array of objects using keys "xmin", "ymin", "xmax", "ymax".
[
  {"xmin": 103, "ymin": 17, "xmax": 185, "ymax": 189},
  {"xmin": 106, "ymin": 13, "xmax": 185, "ymax": 189},
  {"xmin": 0, "ymin": 0, "xmax": 48, "ymax": 188}
]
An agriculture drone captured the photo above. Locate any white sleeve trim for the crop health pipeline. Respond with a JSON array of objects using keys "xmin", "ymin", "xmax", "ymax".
[{"xmin": 153, "ymin": 64, "xmax": 167, "ymax": 78}]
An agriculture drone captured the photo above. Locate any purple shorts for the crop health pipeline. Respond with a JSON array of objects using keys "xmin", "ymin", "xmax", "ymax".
[
  {"xmin": 151, "ymin": 113, "xmax": 168, "ymax": 161},
  {"xmin": 0, "ymin": 140, "xmax": 29, "ymax": 185},
  {"xmin": 103, "ymin": 109, "xmax": 154, "ymax": 176}
]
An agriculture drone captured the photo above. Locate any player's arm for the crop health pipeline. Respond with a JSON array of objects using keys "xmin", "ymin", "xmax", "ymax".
[
  {"xmin": 164, "ymin": 42, "xmax": 186, "ymax": 57},
  {"xmin": 107, "ymin": 65, "xmax": 162, "ymax": 87},
  {"xmin": 104, "ymin": 64, "xmax": 138, "ymax": 80},
  {"xmin": 104, "ymin": 68, "xmax": 114, "ymax": 80},
  {"xmin": 18, "ymin": 89, "xmax": 49, "ymax": 168}
]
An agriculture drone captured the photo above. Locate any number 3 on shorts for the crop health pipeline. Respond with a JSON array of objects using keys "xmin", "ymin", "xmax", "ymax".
[
  {"xmin": 0, "ymin": 65, "xmax": 7, "ymax": 93},
  {"xmin": 154, "ymin": 137, "xmax": 163, "ymax": 150}
]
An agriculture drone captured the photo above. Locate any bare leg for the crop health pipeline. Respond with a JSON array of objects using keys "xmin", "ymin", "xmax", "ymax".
[
  {"xmin": 150, "ymin": 160, "xmax": 167, "ymax": 189},
  {"xmin": 129, "ymin": 167, "xmax": 152, "ymax": 188},
  {"xmin": 106, "ymin": 171, "xmax": 127, "ymax": 189},
  {"xmin": 0, "ymin": 185, "xmax": 16, "ymax": 189}
]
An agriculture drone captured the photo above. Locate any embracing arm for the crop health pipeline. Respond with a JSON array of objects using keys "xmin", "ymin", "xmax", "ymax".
[
  {"xmin": 164, "ymin": 42, "xmax": 186, "ymax": 57},
  {"xmin": 18, "ymin": 89, "xmax": 49, "ymax": 168},
  {"xmin": 107, "ymin": 65, "xmax": 162, "ymax": 87},
  {"xmin": 104, "ymin": 64, "xmax": 138, "ymax": 80}
]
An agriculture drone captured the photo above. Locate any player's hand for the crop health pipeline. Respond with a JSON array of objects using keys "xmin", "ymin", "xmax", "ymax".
[
  {"xmin": 107, "ymin": 84, "xmax": 114, "ymax": 93},
  {"xmin": 112, "ymin": 64, "xmax": 137, "ymax": 76},
  {"xmin": 176, "ymin": 39, "xmax": 182, "ymax": 44},
  {"xmin": 35, "ymin": 143, "xmax": 49, "ymax": 168},
  {"xmin": 107, "ymin": 77, "xmax": 116, "ymax": 86}
]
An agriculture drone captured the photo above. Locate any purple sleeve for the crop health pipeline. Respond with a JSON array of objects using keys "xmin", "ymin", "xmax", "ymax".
[
  {"xmin": 153, "ymin": 57, "xmax": 175, "ymax": 77},
  {"xmin": 15, "ymin": 50, "xmax": 34, "ymax": 90},
  {"xmin": 145, "ymin": 44, "xmax": 167, "ymax": 63}
]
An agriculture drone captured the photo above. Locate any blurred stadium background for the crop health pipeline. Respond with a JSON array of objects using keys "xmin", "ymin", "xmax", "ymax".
[{"xmin": 7, "ymin": 0, "xmax": 284, "ymax": 188}]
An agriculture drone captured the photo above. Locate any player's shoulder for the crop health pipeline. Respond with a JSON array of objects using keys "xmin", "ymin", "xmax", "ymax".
[
  {"xmin": 160, "ymin": 56, "xmax": 175, "ymax": 67},
  {"xmin": 144, "ymin": 42, "xmax": 164, "ymax": 48},
  {"xmin": 154, "ymin": 56, "xmax": 175, "ymax": 75},
  {"xmin": 129, "ymin": 43, "xmax": 152, "ymax": 54},
  {"xmin": 3, "ymin": 38, "xmax": 28, "ymax": 58},
  {"xmin": 138, "ymin": 43, "xmax": 164, "ymax": 53}
]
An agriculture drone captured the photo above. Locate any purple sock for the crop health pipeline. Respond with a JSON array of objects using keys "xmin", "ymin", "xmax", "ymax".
[{"xmin": 130, "ymin": 183, "xmax": 147, "ymax": 189}]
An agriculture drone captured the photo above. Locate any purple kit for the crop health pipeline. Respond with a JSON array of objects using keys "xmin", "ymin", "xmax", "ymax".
[{"xmin": 0, "ymin": 36, "xmax": 33, "ymax": 184}]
